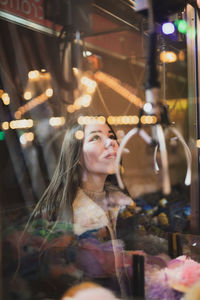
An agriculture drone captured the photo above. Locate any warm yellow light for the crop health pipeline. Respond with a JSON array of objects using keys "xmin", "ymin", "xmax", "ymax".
[
  {"xmin": 122, "ymin": 116, "xmax": 129, "ymax": 124},
  {"xmin": 94, "ymin": 72, "xmax": 143, "ymax": 108},
  {"xmin": 2, "ymin": 122, "xmax": 9, "ymax": 130},
  {"xmin": 197, "ymin": 140, "xmax": 200, "ymax": 148},
  {"xmin": 74, "ymin": 99, "xmax": 82, "ymax": 110},
  {"xmin": 98, "ymin": 116, "xmax": 106, "ymax": 124},
  {"xmin": 140, "ymin": 116, "xmax": 146, "ymax": 124},
  {"xmin": 20, "ymin": 132, "xmax": 34, "ymax": 145},
  {"xmin": 20, "ymin": 134, "xmax": 27, "ymax": 145},
  {"xmin": 75, "ymin": 130, "xmax": 84, "ymax": 140},
  {"xmin": 45, "ymin": 88, "xmax": 53, "ymax": 97},
  {"xmin": 28, "ymin": 70, "xmax": 40, "ymax": 80},
  {"xmin": 178, "ymin": 50, "xmax": 185, "ymax": 61},
  {"xmin": 27, "ymin": 132, "xmax": 34, "ymax": 141},
  {"xmin": 77, "ymin": 116, "xmax": 84, "ymax": 125},
  {"xmin": 67, "ymin": 105, "xmax": 75, "ymax": 113},
  {"xmin": 80, "ymin": 76, "xmax": 97, "ymax": 93},
  {"xmin": 14, "ymin": 111, "xmax": 22, "ymax": 119},
  {"xmin": 24, "ymin": 91, "xmax": 32, "ymax": 100},
  {"xmin": 49, "ymin": 117, "xmax": 66, "ymax": 127},
  {"xmin": 152, "ymin": 116, "xmax": 157, "ymax": 123},
  {"xmin": 80, "ymin": 94, "xmax": 92, "ymax": 107},
  {"xmin": 107, "ymin": 116, "xmax": 113, "ymax": 125},
  {"xmin": 2, "ymin": 93, "xmax": 10, "ymax": 105},
  {"xmin": 160, "ymin": 51, "xmax": 177, "ymax": 63},
  {"xmin": 0, "ymin": 89, "xmax": 4, "ymax": 98},
  {"xmin": 10, "ymin": 119, "xmax": 33, "ymax": 129},
  {"xmin": 107, "ymin": 115, "xmax": 140, "ymax": 125},
  {"xmin": 132, "ymin": 116, "xmax": 139, "ymax": 124},
  {"xmin": 140, "ymin": 115, "xmax": 157, "ymax": 124},
  {"xmin": 73, "ymin": 68, "xmax": 79, "ymax": 76},
  {"xmin": 77, "ymin": 116, "xmax": 105, "ymax": 125}
]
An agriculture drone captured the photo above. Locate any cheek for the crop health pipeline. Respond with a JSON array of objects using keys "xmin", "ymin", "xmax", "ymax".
[{"xmin": 82, "ymin": 145, "xmax": 101, "ymax": 167}]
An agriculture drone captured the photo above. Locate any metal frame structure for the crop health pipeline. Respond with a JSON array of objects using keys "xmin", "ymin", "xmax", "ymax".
[{"xmin": 187, "ymin": 4, "xmax": 200, "ymax": 233}]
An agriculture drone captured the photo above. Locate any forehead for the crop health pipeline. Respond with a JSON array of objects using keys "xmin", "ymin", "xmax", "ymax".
[{"xmin": 84, "ymin": 123, "xmax": 112, "ymax": 136}]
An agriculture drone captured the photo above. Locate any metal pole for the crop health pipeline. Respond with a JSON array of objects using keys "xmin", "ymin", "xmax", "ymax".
[{"xmin": 187, "ymin": 4, "xmax": 200, "ymax": 233}]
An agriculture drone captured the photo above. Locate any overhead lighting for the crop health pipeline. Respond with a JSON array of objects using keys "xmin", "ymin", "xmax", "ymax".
[
  {"xmin": 162, "ymin": 22, "xmax": 175, "ymax": 35},
  {"xmin": 75, "ymin": 130, "xmax": 84, "ymax": 140},
  {"xmin": 80, "ymin": 76, "xmax": 97, "ymax": 94},
  {"xmin": 24, "ymin": 91, "xmax": 32, "ymax": 100},
  {"xmin": 160, "ymin": 51, "xmax": 177, "ymax": 63},
  {"xmin": 45, "ymin": 88, "xmax": 53, "ymax": 97},
  {"xmin": 77, "ymin": 116, "xmax": 106, "ymax": 125},
  {"xmin": 83, "ymin": 51, "xmax": 92, "ymax": 57},
  {"xmin": 20, "ymin": 132, "xmax": 34, "ymax": 145},
  {"xmin": 1, "ymin": 122, "xmax": 9, "ymax": 130},
  {"xmin": 2, "ymin": 93, "xmax": 10, "ymax": 105},
  {"xmin": 28, "ymin": 70, "xmax": 40, "ymax": 80},
  {"xmin": 49, "ymin": 117, "xmax": 66, "ymax": 127}
]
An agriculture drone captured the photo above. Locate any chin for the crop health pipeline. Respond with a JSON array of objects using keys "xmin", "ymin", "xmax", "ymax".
[{"xmin": 106, "ymin": 167, "xmax": 116, "ymax": 174}]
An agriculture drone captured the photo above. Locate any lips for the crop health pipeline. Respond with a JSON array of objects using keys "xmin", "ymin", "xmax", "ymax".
[{"xmin": 104, "ymin": 151, "xmax": 117, "ymax": 159}]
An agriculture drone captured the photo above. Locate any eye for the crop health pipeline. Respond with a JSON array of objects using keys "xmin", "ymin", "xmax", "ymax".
[
  {"xmin": 90, "ymin": 135, "xmax": 101, "ymax": 142},
  {"xmin": 109, "ymin": 134, "xmax": 116, "ymax": 140}
]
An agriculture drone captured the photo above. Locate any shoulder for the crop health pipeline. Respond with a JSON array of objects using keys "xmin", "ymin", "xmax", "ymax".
[
  {"xmin": 73, "ymin": 189, "xmax": 108, "ymax": 236},
  {"xmin": 108, "ymin": 189, "xmax": 135, "ymax": 209}
]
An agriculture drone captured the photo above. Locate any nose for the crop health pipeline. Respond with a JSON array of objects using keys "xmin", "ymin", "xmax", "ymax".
[{"xmin": 104, "ymin": 137, "xmax": 117, "ymax": 148}]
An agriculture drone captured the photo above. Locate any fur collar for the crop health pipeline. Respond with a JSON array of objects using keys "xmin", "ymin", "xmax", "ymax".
[{"xmin": 73, "ymin": 188, "xmax": 133, "ymax": 235}]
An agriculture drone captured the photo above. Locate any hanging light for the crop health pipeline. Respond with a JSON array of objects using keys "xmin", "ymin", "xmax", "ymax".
[
  {"xmin": 175, "ymin": 19, "xmax": 187, "ymax": 34},
  {"xmin": 162, "ymin": 22, "xmax": 175, "ymax": 35}
]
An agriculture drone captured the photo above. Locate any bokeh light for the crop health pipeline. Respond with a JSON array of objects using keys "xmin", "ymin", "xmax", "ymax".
[{"xmin": 162, "ymin": 22, "xmax": 175, "ymax": 35}]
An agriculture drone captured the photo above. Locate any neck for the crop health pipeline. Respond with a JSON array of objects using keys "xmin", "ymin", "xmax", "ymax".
[{"xmin": 81, "ymin": 171, "xmax": 107, "ymax": 192}]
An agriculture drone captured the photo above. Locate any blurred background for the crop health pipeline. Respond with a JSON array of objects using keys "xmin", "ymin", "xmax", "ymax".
[{"xmin": 1, "ymin": 0, "xmax": 200, "ymax": 299}]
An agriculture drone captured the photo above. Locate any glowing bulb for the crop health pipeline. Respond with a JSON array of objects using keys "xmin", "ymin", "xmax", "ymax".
[
  {"xmin": 162, "ymin": 22, "xmax": 175, "ymax": 35},
  {"xmin": 175, "ymin": 19, "xmax": 187, "ymax": 34},
  {"xmin": 75, "ymin": 130, "xmax": 84, "ymax": 140},
  {"xmin": 80, "ymin": 94, "xmax": 92, "ymax": 107},
  {"xmin": 132, "ymin": 116, "xmax": 139, "ymax": 124},
  {"xmin": 67, "ymin": 105, "xmax": 75, "ymax": 113},
  {"xmin": 83, "ymin": 51, "xmax": 92, "ymax": 57},
  {"xmin": 160, "ymin": 51, "xmax": 177, "ymax": 63},
  {"xmin": 143, "ymin": 103, "xmax": 153, "ymax": 113},
  {"xmin": 97, "ymin": 116, "xmax": 106, "ymax": 124},
  {"xmin": 2, "ymin": 93, "xmax": 10, "ymax": 105},
  {"xmin": 196, "ymin": 140, "xmax": 200, "ymax": 148},
  {"xmin": 14, "ymin": 111, "xmax": 22, "ymax": 119},
  {"xmin": 20, "ymin": 132, "xmax": 34, "ymax": 145},
  {"xmin": 27, "ymin": 132, "xmax": 34, "ymax": 141},
  {"xmin": 80, "ymin": 76, "xmax": 97, "ymax": 93},
  {"xmin": 49, "ymin": 117, "xmax": 65, "ymax": 127},
  {"xmin": 45, "ymin": 88, "xmax": 53, "ymax": 97},
  {"xmin": 24, "ymin": 91, "xmax": 32, "ymax": 100},
  {"xmin": 73, "ymin": 68, "xmax": 79, "ymax": 76},
  {"xmin": 20, "ymin": 134, "xmax": 27, "ymax": 145},
  {"xmin": 28, "ymin": 70, "xmax": 40, "ymax": 80},
  {"xmin": 107, "ymin": 116, "xmax": 114, "ymax": 125},
  {"xmin": 78, "ymin": 116, "xmax": 84, "ymax": 125},
  {"xmin": 2, "ymin": 122, "xmax": 9, "ymax": 130}
]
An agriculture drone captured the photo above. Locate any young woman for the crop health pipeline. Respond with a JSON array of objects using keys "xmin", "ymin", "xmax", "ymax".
[{"xmin": 28, "ymin": 115, "xmax": 136, "ymax": 298}]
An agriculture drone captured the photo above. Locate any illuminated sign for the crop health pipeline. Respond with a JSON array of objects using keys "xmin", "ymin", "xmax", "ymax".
[{"xmin": 0, "ymin": 0, "xmax": 59, "ymax": 34}]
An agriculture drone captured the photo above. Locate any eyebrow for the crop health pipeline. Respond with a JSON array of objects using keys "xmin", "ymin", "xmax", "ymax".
[{"xmin": 88, "ymin": 130, "xmax": 113, "ymax": 135}]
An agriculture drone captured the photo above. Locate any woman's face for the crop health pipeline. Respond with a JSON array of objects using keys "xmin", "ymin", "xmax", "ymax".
[{"xmin": 81, "ymin": 123, "xmax": 119, "ymax": 177}]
